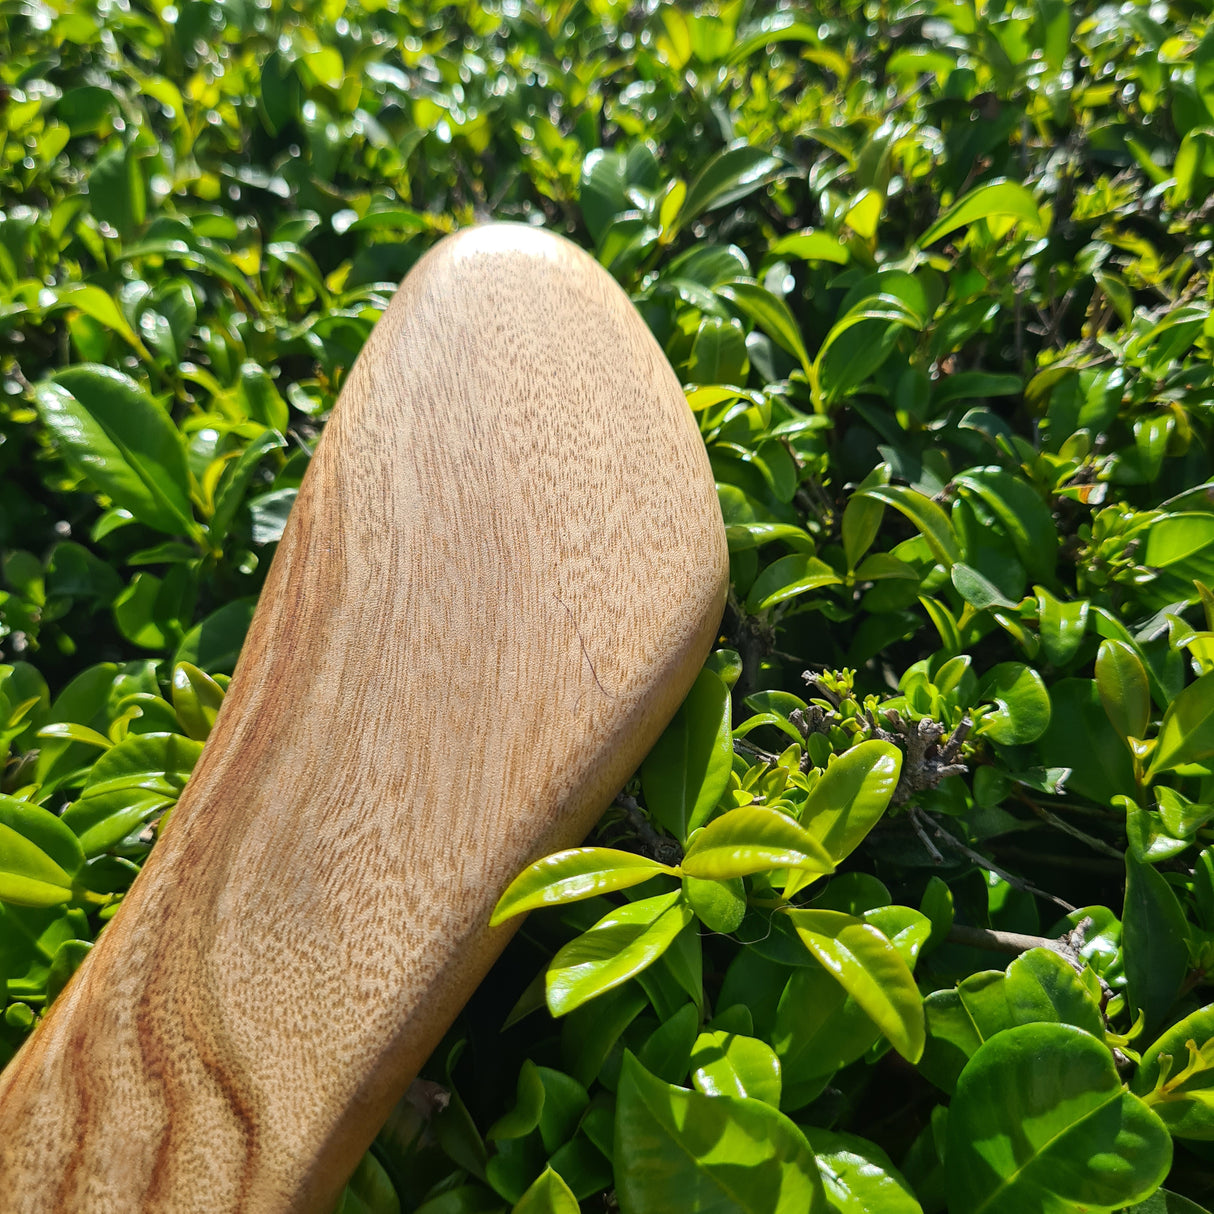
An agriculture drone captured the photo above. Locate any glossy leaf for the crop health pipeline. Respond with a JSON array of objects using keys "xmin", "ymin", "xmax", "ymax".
[
  {"xmin": 170, "ymin": 662, "xmax": 225, "ymax": 742},
  {"xmin": 1095, "ymin": 639, "xmax": 1150, "ymax": 743},
  {"xmin": 800, "ymin": 741, "xmax": 901, "ymax": 865},
  {"xmin": 804, "ymin": 1128, "xmax": 923, "ymax": 1214},
  {"xmin": 614, "ymin": 1052, "xmax": 827, "ymax": 1214},
  {"xmin": 856, "ymin": 484, "xmax": 959, "ymax": 566},
  {"xmin": 491, "ymin": 849, "xmax": 676, "ymax": 924},
  {"xmin": 0, "ymin": 797, "xmax": 84, "ymax": 908},
  {"xmin": 545, "ymin": 892, "xmax": 693, "ymax": 1017},
  {"xmin": 1123, "ymin": 854, "xmax": 1191, "ymax": 1037},
  {"xmin": 784, "ymin": 909, "xmax": 924, "ymax": 1062},
  {"xmin": 679, "ymin": 146, "xmax": 784, "ymax": 227},
  {"xmin": 944, "ymin": 1023, "xmax": 1170, "ymax": 1214},
  {"xmin": 690, "ymin": 1030, "xmax": 782, "ymax": 1106},
  {"xmin": 681, "ymin": 806, "xmax": 834, "ymax": 880},
  {"xmin": 34, "ymin": 367, "xmax": 195, "ymax": 537},
  {"xmin": 511, "ymin": 1167, "xmax": 578, "ymax": 1214},
  {"xmin": 976, "ymin": 663, "xmax": 1051, "ymax": 745}
]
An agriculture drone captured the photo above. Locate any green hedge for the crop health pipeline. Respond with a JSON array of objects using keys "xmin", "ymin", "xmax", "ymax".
[{"xmin": 4, "ymin": 0, "xmax": 1214, "ymax": 1210}]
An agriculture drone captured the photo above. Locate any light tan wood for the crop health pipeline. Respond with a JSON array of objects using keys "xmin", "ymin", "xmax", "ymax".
[{"xmin": 0, "ymin": 224, "xmax": 727, "ymax": 1211}]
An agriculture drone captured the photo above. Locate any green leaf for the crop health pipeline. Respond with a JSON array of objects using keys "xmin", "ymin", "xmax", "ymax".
[
  {"xmin": 690, "ymin": 1030, "xmax": 782, "ymax": 1106},
  {"xmin": 682, "ymin": 875, "xmax": 746, "ymax": 933},
  {"xmin": 689, "ymin": 316, "xmax": 748, "ymax": 385},
  {"xmin": 801, "ymin": 741, "xmax": 902, "ymax": 865},
  {"xmin": 46, "ymin": 938, "xmax": 92, "ymax": 1005},
  {"xmin": 170, "ymin": 662, "xmax": 225, "ymax": 741},
  {"xmin": 82, "ymin": 731, "xmax": 203, "ymax": 799},
  {"xmin": 976, "ymin": 663, "xmax": 1051, "ymax": 745},
  {"xmin": 772, "ymin": 962, "xmax": 880, "ymax": 1108},
  {"xmin": 803, "ymin": 1128, "xmax": 923, "ymax": 1214},
  {"xmin": 334, "ymin": 1150, "xmax": 401, "ymax": 1214},
  {"xmin": 954, "ymin": 467, "xmax": 1057, "ymax": 584},
  {"xmin": 44, "ymin": 284, "xmax": 148, "ymax": 356},
  {"xmin": 919, "ymin": 972, "xmax": 1013, "ymax": 1094},
  {"xmin": 857, "ymin": 484, "xmax": 959, "ymax": 566},
  {"xmin": 491, "ymin": 849, "xmax": 676, "ymax": 924},
  {"xmin": 614, "ymin": 1052, "xmax": 827, "ymax": 1214},
  {"xmin": 1004, "ymin": 948, "xmax": 1105, "ymax": 1039},
  {"xmin": 917, "ymin": 179, "xmax": 1042, "ymax": 248},
  {"xmin": 717, "ymin": 280, "xmax": 811, "ymax": 376},
  {"xmin": 1124, "ymin": 853, "xmax": 1190, "ymax": 1037},
  {"xmin": 1035, "ymin": 679, "xmax": 1136, "ymax": 805},
  {"xmin": 1095, "ymin": 639, "xmax": 1150, "ymax": 743},
  {"xmin": 511, "ymin": 1168, "xmax": 578, "ymax": 1214},
  {"xmin": 951, "ymin": 562, "xmax": 1017, "ymax": 611},
  {"xmin": 1133, "ymin": 1005, "xmax": 1214, "ymax": 1139},
  {"xmin": 641, "ymin": 670, "xmax": 732, "ymax": 842},
  {"xmin": 1149, "ymin": 671, "xmax": 1214, "ymax": 777},
  {"xmin": 784, "ymin": 909, "xmax": 925, "ymax": 1062},
  {"xmin": 681, "ymin": 806, "xmax": 834, "ymax": 880},
  {"xmin": 745, "ymin": 554, "xmax": 841, "ymax": 612},
  {"xmin": 208, "ymin": 429, "xmax": 285, "ymax": 545},
  {"xmin": 1035, "ymin": 587, "xmax": 1089, "ymax": 667},
  {"xmin": 174, "ymin": 598, "xmax": 257, "ymax": 674},
  {"xmin": 944, "ymin": 1023, "xmax": 1170, "ymax": 1214},
  {"xmin": 546, "ymin": 891, "xmax": 693, "ymax": 1017},
  {"xmin": 60, "ymin": 788, "xmax": 174, "ymax": 857},
  {"xmin": 768, "ymin": 229, "xmax": 850, "ymax": 265},
  {"xmin": 0, "ymin": 796, "xmax": 84, "ymax": 908},
  {"xmin": 35, "ymin": 367, "xmax": 195, "ymax": 537},
  {"xmin": 678, "ymin": 145, "xmax": 784, "ymax": 228}
]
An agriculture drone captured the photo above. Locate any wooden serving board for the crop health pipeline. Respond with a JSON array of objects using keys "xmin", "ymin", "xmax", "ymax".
[{"xmin": 0, "ymin": 224, "xmax": 727, "ymax": 1211}]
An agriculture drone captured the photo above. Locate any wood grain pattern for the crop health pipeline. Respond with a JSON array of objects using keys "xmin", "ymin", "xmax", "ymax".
[{"xmin": 0, "ymin": 224, "xmax": 728, "ymax": 1211}]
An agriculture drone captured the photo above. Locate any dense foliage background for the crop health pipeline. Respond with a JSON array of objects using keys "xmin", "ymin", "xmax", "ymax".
[{"xmin": 6, "ymin": 0, "xmax": 1214, "ymax": 1209}]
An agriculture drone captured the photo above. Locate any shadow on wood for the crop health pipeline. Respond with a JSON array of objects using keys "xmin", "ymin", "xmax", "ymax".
[{"xmin": 0, "ymin": 223, "xmax": 727, "ymax": 1212}]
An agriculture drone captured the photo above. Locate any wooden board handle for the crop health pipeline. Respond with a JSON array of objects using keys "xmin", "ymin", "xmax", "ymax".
[{"xmin": 0, "ymin": 224, "xmax": 727, "ymax": 1212}]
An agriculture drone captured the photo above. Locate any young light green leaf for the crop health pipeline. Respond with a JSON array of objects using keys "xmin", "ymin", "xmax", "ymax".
[
  {"xmin": 170, "ymin": 662, "xmax": 225, "ymax": 742},
  {"xmin": 511, "ymin": 1168, "xmax": 578, "ymax": 1214},
  {"xmin": 803, "ymin": 1128, "xmax": 924, "ymax": 1214},
  {"xmin": 801, "ymin": 740, "xmax": 902, "ymax": 865},
  {"xmin": 0, "ymin": 795, "xmax": 84, "ymax": 908},
  {"xmin": 546, "ymin": 891, "xmax": 693, "ymax": 1017},
  {"xmin": 784, "ymin": 908, "xmax": 925, "ymax": 1062},
  {"xmin": 690, "ymin": 1030, "xmax": 782, "ymax": 1106},
  {"xmin": 1035, "ymin": 587, "xmax": 1089, "ymax": 667},
  {"xmin": 491, "ymin": 849, "xmax": 677, "ymax": 925},
  {"xmin": 1095, "ymin": 639, "xmax": 1150, "ymax": 743},
  {"xmin": 682, "ymin": 874, "xmax": 747, "ymax": 933},
  {"xmin": 681, "ymin": 806, "xmax": 834, "ymax": 880},
  {"xmin": 944, "ymin": 1023, "xmax": 1170, "ymax": 1214},
  {"xmin": 34, "ymin": 367, "xmax": 195, "ymax": 538},
  {"xmin": 1132, "ymin": 1005, "xmax": 1214, "ymax": 1140}
]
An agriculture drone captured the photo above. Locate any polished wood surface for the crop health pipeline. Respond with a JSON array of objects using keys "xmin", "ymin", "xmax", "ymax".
[{"xmin": 0, "ymin": 224, "xmax": 727, "ymax": 1211}]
